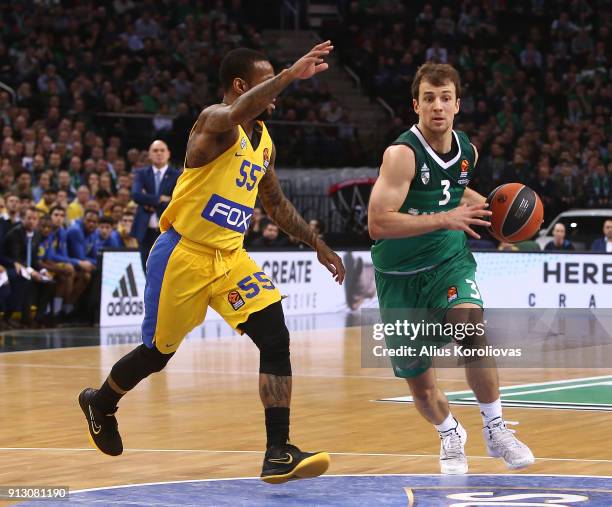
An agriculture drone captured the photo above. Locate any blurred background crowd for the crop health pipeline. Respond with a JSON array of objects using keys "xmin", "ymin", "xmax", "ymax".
[
  {"xmin": 0, "ymin": 0, "xmax": 608, "ymax": 327},
  {"xmin": 330, "ymin": 0, "xmax": 611, "ymax": 216}
]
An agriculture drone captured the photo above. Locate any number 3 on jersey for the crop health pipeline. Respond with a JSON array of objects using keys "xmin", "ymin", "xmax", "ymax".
[
  {"xmin": 465, "ymin": 278, "xmax": 481, "ymax": 299},
  {"xmin": 439, "ymin": 179, "xmax": 451, "ymax": 205}
]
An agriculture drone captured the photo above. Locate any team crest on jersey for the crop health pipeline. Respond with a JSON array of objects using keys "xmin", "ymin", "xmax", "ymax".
[
  {"xmin": 447, "ymin": 286, "xmax": 458, "ymax": 303},
  {"xmin": 420, "ymin": 163, "xmax": 430, "ymax": 184},
  {"xmin": 458, "ymin": 159, "xmax": 470, "ymax": 185},
  {"xmin": 240, "ymin": 137, "xmax": 247, "ymax": 150},
  {"xmin": 228, "ymin": 290, "xmax": 245, "ymax": 310},
  {"xmin": 262, "ymin": 148, "xmax": 270, "ymax": 170}
]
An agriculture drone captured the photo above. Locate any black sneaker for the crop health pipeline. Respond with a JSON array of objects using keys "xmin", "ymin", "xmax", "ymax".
[
  {"xmin": 260, "ymin": 443, "xmax": 330, "ymax": 484},
  {"xmin": 78, "ymin": 388, "xmax": 123, "ymax": 456}
]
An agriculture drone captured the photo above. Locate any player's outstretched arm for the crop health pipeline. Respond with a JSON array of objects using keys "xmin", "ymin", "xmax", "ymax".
[
  {"xmin": 258, "ymin": 146, "xmax": 345, "ymax": 284},
  {"xmin": 368, "ymin": 146, "xmax": 492, "ymax": 240},
  {"xmin": 199, "ymin": 41, "xmax": 334, "ymax": 134}
]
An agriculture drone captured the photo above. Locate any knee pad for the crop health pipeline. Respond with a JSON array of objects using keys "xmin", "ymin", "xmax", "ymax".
[
  {"xmin": 111, "ymin": 344, "xmax": 174, "ymax": 390},
  {"xmin": 143, "ymin": 344, "xmax": 174, "ymax": 373},
  {"xmin": 240, "ymin": 302, "xmax": 291, "ymax": 376},
  {"xmin": 257, "ymin": 324, "xmax": 291, "ymax": 376}
]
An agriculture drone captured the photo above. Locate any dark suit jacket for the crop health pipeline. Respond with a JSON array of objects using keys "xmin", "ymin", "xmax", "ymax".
[
  {"xmin": 2, "ymin": 224, "xmax": 43, "ymax": 270},
  {"xmin": 591, "ymin": 237, "xmax": 609, "ymax": 253},
  {"xmin": 131, "ymin": 165, "xmax": 181, "ymax": 241}
]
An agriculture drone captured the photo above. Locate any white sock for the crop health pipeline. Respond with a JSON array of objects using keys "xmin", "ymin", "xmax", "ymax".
[
  {"xmin": 63, "ymin": 303, "xmax": 74, "ymax": 313},
  {"xmin": 479, "ymin": 398, "xmax": 502, "ymax": 425},
  {"xmin": 53, "ymin": 297, "xmax": 63, "ymax": 315},
  {"xmin": 435, "ymin": 412, "xmax": 457, "ymax": 433}
]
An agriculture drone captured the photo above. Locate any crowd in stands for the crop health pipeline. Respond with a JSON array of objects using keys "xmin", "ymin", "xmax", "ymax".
[
  {"xmin": 0, "ymin": 185, "xmax": 137, "ymax": 329},
  {"xmin": 0, "ymin": 1, "xmax": 609, "ymax": 327},
  {"xmin": 244, "ymin": 205, "xmax": 326, "ymax": 249},
  {"xmin": 332, "ymin": 0, "xmax": 611, "ymax": 221},
  {"xmin": 0, "ymin": 1, "xmax": 358, "ymax": 169}
]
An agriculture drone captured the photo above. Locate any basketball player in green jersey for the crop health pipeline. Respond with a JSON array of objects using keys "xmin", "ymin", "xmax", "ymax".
[{"xmin": 368, "ymin": 63, "xmax": 534, "ymax": 474}]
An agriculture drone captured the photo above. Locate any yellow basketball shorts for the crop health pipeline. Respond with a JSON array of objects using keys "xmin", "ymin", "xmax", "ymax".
[{"xmin": 142, "ymin": 228, "xmax": 281, "ymax": 353}]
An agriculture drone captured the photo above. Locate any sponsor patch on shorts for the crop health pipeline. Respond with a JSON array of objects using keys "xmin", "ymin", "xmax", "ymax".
[{"xmin": 228, "ymin": 290, "xmax": 245, "ymax": 310}]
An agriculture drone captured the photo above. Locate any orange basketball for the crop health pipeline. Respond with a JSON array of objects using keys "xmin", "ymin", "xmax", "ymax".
[{"xmin": 486, "ymin": 183, "xmax": 544, "ymax": 243}]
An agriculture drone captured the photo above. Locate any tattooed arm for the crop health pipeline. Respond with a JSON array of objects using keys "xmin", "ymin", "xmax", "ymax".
[
  {"xmin": 199, "ymin": 41, "xmax": 334, "ymax": 134},
  {"xmin": 258, "ymin": 144, "xmax": 346, "ymax": 284}
]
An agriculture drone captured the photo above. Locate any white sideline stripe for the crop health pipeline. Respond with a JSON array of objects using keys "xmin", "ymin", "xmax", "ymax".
[
  {"xmin": 0, "ymin": 362, "xmax": 492, "ymax": 383},
  {"xmin": 70, "ymin": 473, "xmax": 612, "ymax": 495},
  {"xmin": 1, "ymin": 447, "xmax": 611, "ymax": 464},
  {"xmin": 381, "ymin": 375, "xmax": 612, "ymax": 402},
  {"xmin": 484, "ymin": 381, "xmax": 612, "ymax": 398}
]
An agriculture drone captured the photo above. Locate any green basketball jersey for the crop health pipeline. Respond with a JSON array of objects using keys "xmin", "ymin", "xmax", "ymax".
[{"xmin": 371, "ymin": 125, "xmax": 476, "ymax": 273}]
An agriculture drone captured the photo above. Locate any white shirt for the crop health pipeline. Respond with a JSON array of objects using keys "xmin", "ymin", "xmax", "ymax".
[
  {"xmin": 606, "ymin": 238, "xmax": 612, "ymax": 253},
  {"xmin": 148, "ymin": 165, "xmax": 168, "ymax": 229}
]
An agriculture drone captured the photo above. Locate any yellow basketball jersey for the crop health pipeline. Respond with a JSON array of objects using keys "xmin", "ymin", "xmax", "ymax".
[{"xmin": 160, "ymin": 122, "xmax": 273, "ymax": 251}]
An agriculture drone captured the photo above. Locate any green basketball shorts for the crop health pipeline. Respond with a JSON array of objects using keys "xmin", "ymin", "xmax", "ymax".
[{"xmin": 374, "ymin": 249, "xmax": 483, "ymax": 378}]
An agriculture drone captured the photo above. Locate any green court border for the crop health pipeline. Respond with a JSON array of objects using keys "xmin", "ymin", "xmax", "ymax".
[{"xmin": 378, "ymin": 375, "xmax": 612, "ymax": 411}]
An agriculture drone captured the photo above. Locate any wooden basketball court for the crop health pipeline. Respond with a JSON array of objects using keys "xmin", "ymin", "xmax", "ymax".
[{"xmin": 1, "ymin": 319, "xmax": 611, "ymax": 505}]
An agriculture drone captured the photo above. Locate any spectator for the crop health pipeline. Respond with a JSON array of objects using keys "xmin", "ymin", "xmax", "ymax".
[
  {"xmin": 67, "ymin": 210, "xmax": 100, "ymax": 267},
  {"xmin": 425, "ymin": 41, "xmax": 448, "ymax": 64},
  {"xmin": 319, "ymin": 100, "xmax": 344, "ymax": 124},
  {"xmin": 118, "ymin": 211, "xmax": 138, "ymax": 248},
  {"xmin": 32, "ymin": 172, "xmax": 52, "ymax": 203},
  {"xmin": 46, "ymin": 205, "xmax": 95, "ymax": 322},
  {"xmin": 67, "ymin": 186, "xmax": 91, "ymax": 225},
  {"xmin": 530, "ymin": 164, "xmax": 557, "ymax": 222},
  {"xmin": 39, "ymin": 211, "xmax": 76, "ymax": 321},
  {"xmin": 555, "ymin": 161, "xmax": 583, "ymax": 211},
  {"xmin": 591, "ymin": 219, "xmax": 612, "ymax": 253},
  {"xmin": 131, "ymin": 140, "xmax": 180, "ymax": 270},
  {"xmin": 58, "ymin": 170, "xmax": 76, "ymax": 200},
  {"xmin": 244, "ymin": 206, "xmax": 265, "ymax": 247},
  {"xmin": 544, "ymin": 223, "xmax": 575, "ymax": 251},
  {"xmin": 0, "ymin": 193, "xmax": 21, "ymax": 237},
  {"xmin": 93, "ymin": 216, "xmax": 122, "ymax": 258},
  {"xmin": 584, "ymin": 163, "xmax": 610, "ymax": 208},
  {"xmin": 2, "ymin": 207, "xmax": 54, "ymax": 327},
  {"xmin": 250, "ymin": 221, "xmax": 288, "ymax": 248},
  {"xmin": 14, "ymin": 171, "xmax": 33, "ymax": 198},
  {"xmin": 36, "ymin": 188, "xmax": 58, "ymax": 215},
  {"xmin": 110, "ymin": 203, "xmax": 124, "ymax": 225}
]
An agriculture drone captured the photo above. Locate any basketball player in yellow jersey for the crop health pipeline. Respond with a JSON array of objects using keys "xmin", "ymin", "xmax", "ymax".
[{"xmin": 79, "ymin": 41, "xmax": 346, "ymax": 484}]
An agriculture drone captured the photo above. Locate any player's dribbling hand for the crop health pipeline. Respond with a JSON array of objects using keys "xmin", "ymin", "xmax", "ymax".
[
  {"xmin": 316, "ymin": 240, "xmax": 345, "ymax": 285},
  {"xmin": 442, "ymin": 203, "xmax": 492, "ymax": 239},
  {"xmin": 288, "ymin": 40, "xmax": 334, "ymax": 80}
]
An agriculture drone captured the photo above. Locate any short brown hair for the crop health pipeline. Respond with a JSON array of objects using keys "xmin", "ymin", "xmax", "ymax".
[{"xmin": 412, "ymin": 63, "xmax": 461, "ymax": 101}]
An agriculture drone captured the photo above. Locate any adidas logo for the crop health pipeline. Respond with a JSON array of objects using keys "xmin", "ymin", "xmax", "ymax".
[
  {"xmin": 106, "ymin": 264, "xmax": 144, "ymax": 317},
  {"xmin": 112, "ymin": 264, "xmax": 139, "ymax": 298}
]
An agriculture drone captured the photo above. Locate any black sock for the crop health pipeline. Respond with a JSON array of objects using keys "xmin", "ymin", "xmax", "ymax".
[
  {"xmin": 265, "ymin": 407, "xmax": 290, "ymax": 449},
  {"xmin": 93, "ymin": 379, "xmax": 124, "ymax": 414}
]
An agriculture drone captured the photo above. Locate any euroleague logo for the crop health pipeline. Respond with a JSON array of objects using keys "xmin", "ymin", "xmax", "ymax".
[
  {"xmin": 447, "ymin": 286, "xmax": 458, "ymax": 303},
  {"xmin": 458, "ymin": 159, "xmax": 470, "ymax": 185},
  {"xmin": 228, "ymin": 290, "xmax": 245, "ymax": 311}
]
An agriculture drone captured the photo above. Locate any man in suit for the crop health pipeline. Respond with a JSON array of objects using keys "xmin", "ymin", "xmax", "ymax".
[
  {"xmin": 3, "ymin": 206, "xmax": 54, "ymax": 327},
  {"xmin": 591, "ymin": 219, "xmax": 612, "ymax": 253},
  {"xmin": 131, "ymin": 140, "xmax": 180, "ymax": 270}
]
